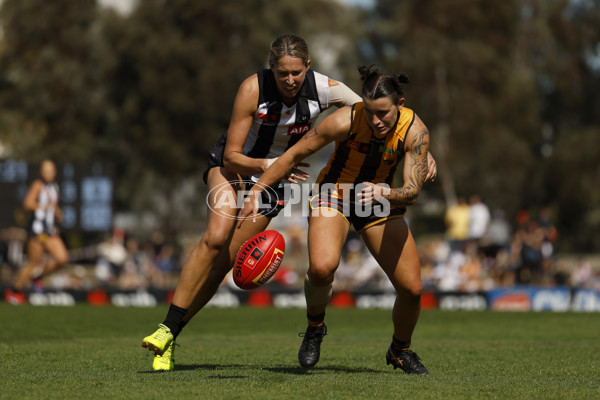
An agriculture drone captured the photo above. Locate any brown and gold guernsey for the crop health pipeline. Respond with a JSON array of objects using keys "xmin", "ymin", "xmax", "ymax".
[{"xmin": 316, "ymin": 102, "xmax": 415, "ymax": 189}]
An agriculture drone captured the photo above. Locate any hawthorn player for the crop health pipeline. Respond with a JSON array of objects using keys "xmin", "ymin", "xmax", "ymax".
[{"xmin": 240, "ymin": 65, "xmax": 435, "ymax": 374}]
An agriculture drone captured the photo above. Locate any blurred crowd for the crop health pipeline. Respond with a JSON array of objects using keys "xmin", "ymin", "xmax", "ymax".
[{"xmin": 1, "ymin": 195, "xmax": 599, "ymax": 293}]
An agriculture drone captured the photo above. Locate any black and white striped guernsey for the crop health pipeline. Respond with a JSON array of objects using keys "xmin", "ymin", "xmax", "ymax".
[
  {"xmin": 243, "ymin": 69, "xmax": 333, "ymax": 167},
  {"xmin": 29, "ymin": 182, "xmax": 60, "ymax": 237},
  {"xmin": 204, "ymin": 69, "xmax": 341, "ymax": 184}
]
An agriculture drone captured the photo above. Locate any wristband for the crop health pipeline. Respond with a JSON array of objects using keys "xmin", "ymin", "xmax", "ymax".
[{"xmin": 266, "ymin": 157, "xmax": 278, "ymax": 169}]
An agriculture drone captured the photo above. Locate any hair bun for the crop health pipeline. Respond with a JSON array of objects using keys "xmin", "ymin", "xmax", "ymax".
[
  {"xmin": 395, "ymin": 73, "xmax": 410, "ymax": 84},
  {"xmin": 358, "ymin": 64, "xmax": 380, "ymax": 83}
]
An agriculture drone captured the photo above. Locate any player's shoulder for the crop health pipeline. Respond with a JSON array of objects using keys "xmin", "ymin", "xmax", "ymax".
[
  {"xmin": 409, "ymin": 112, "xmax": 428, "ymax": 134},
  {"xmin": 321, "ymin": 105, "xmax": 353, "ymax": 138},
  {"xmin": 239, "ymin": 73, "xmax": 259, "ymax": 93},
  {"xmin": 235, "ymin": 73, "xmax": 260, "ymax": 109},
  {"xmin": 30, "ymin": 179, "xmax": 44, "ymax": 189}
]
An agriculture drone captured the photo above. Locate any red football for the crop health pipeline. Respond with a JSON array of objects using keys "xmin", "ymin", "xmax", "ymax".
[{"xmin": 233, "ymin": 230, "xmax": 285, "ymax": 290}]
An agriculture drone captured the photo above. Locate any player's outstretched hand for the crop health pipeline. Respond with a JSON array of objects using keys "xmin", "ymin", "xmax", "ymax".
[
  {"xmin": 286, "ymin": 162, "xmax": 310, "ymax": 184},
  {"xmin": 238, "ymin": 189, "xmax": 261, "ymax": 228}
]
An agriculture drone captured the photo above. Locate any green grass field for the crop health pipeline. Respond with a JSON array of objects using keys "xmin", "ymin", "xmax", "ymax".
[{"xmin": 2, "ymin": 304, "xmax": 599, "ymax": 399}]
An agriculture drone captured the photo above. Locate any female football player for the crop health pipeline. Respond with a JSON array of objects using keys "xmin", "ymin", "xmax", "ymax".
[
  {"xmin": 239, "ymin": 65, "xmax": 432, "ymax": 374},
  {"xmin": 5, "ymin": 160, "xmax": 69, "ymax": 305},
  {"xmin": 141, "ymin": 34, "xmax": 370, "ymax": 371}
]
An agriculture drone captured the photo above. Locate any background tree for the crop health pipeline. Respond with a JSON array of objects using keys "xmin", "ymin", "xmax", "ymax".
[
  {"xmin": 360, "ymin": 0, "xmax": 600, "ymax": 251},
  {"xmin": 1, "ymin": 0, "xmax": 599, "ymax": 251},
  {"xmin": 0, "ymin": 0, "xmax": 105, "ymax": 162},
  {"xmin": 102, "ymin": 0, "xmax": 362, "ymax": 229}
]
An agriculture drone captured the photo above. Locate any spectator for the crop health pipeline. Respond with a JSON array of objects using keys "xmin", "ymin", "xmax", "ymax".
[
  {"xmin": 570, "ymin": 258, "xmax": 593, "ymax": 289},
  {"xmin": 152, "ymin": 243, "xmax": 176, "ymax": 289},
  {"xmin": 95, "ymin": 230, "xmax": 128, "ymax": 287},
  {"xmin": 484, "ymin": 209, "xmax": 512, "ymax": 257},
  {"xmin": 468, "ymin": 194, "xmax": 491, "ymax": 243},
  {"xmin": 516, "ymin": 220, "xmax": 545, "ymax": 284},
  {"xmin": 444, "ymin": 196, "xmax": 470, "ymax": 252}
]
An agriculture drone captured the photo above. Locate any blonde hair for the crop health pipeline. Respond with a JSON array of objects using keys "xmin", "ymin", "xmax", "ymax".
[{"xmin": 268, "ymin": 34, "xmax": 309, "ymax": 68}]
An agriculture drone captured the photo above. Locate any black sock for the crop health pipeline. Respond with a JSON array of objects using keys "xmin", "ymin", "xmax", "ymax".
[
  {"xmin": 391, "ymin": 335, "xmax": 411, "ymax": 353},
  {"xmin": 177, "ymin": 320, "xmax": 188, "ymax": 335},
  {"xmin": 162, "ymin": 304, "xmax": 188, "ymax": 339},
  {"xmin": 307, "ymin": 311, "xmax": 325, "ymax": 327}
]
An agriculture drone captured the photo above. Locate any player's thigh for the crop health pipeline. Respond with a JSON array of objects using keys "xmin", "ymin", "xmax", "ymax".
[
  {"xmin": 26, "ymin": 239, "xmax": 44, "ymax": 264},
  {"xmin": 203, "ymin": 167, "xmax": 244, "ymax": 248},
  {"xmin": 307, "ymin": 210, "xmax": 350, "ymax": 278},
  {"xmin": 360, "ymin": 217, "xmax": 421, "ymax": 293},
  {"xmin": 44, "ymin": 236, "xmax": 69, "ymax": 264},
  {"xmin": 225, "ymin": 214, "xmax": 271, "ymax": 263}
]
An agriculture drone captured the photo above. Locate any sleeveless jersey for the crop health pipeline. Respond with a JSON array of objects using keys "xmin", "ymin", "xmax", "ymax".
[
  {"xmin": 316, "ymin": 102, "xmax": 415, "ymax": 188},
  {"xmin": 30, "ymin": 182, "xmax": 60, "ymax": 236},
  {"xmin": 243, "ymin": 70, "xmax": 333, "ymax": 169}
]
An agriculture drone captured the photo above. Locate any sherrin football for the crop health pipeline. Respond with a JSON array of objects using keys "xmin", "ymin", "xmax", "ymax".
[{"xmin": 233, "ymin": 230, "xmax": 285, "ymax": 290}]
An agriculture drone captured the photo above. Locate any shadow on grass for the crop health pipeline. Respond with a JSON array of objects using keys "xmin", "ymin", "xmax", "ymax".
[
  {"xmin": 137, "ymin": 363, "xmax": 244, "ymax": 374},
  {"xmin": 138, "ymin": 363, "xmax": 381, "ymax": 375},
  {"xmin": 264, "ymin": 365, "xmax": 382, "ymax": 375}
]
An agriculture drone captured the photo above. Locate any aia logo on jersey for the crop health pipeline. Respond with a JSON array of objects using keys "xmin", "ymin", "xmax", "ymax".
[
  {"xmin": 288, "ymin": 123, "xmax": 311, "ymax": 136},
  {"xmin": 347, "ymin": 140, "xmax": 373, "ymax": 154}
]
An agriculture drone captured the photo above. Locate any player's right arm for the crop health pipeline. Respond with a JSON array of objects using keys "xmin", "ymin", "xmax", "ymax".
[
  {"xmin": 238, "ymin": 106, "xmax": 352, "ymax": 225},
  {"xmin": 256, "ymin": 106, "xmax": 350, "ymax": 188},
  {"xmin": 222, "ymin": 75, "xmax": 271, "ymax": 175},
  {"xmin": 328, "ymin": 79, "xmax": 361, "ymax": 108},
  {"xmin": 22, "ymin": 180, "xmax": 43, "ymax": 211}
]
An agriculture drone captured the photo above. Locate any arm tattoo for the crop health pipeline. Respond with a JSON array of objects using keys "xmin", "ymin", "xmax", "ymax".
[
  {"xmin": 304, "ymin": 128, "xmax": 318, "ymax": 154},
  {"xmin": 303, "ymin": 128, "xmax": 318, "ymax": 140},
  {"xmin": 386, "ymin": 127, "xmax": 429, "ymax": 206}
]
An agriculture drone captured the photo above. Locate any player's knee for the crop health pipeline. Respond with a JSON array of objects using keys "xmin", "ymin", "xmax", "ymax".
[
  {"xmin": 398, "ymin": 282, "xmax": 422, "ymax": 299},
  {"xmin": 56, "ymin": 254, "xmax": 69, "ymax": 266},
  {"xmin": 200, "ymin": 229, "xmax": 230, "ymax": 252},
  {"xmin": 307, "ymin": 261, "xmax": 337, "ymax": 285}
]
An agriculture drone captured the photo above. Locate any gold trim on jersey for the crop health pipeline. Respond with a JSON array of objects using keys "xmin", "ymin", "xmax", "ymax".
[{"xmin": 316, "ymin": 102, "xmax": 415, "ymax": 191}]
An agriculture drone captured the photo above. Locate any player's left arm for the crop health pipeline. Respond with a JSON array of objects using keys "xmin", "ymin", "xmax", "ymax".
[
  {"xmin": 53, "ymin": 202, "xmax": 63, "ymax": 222},
  {"xmin": 238, "ymin": 107, "xmax": 352, "ymax": 226},
  {"xmin": 360, "ymin": 115, "xmax": 430, "ymax": 207},
  {"xmin": 328, "ymin": 79, "xmax": 362, "ymax": 107},
  {"xmin": 388, "ymin": 115, "xmax": 429, "ymax": 205}
]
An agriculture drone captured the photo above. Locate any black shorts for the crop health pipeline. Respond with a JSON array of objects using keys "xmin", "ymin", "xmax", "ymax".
[
  {"xmin": 203, "ymin": 132, "xmax": 286, "ymax": 218},
  {"xmin": 309, "ymin": 191, "xmax": 406, "ymax": 233},
  {"xmin": 203, "ymin": 131, "xmax": 228, "ymax": 184},
  {"xmin": 26, "ymin": 216, "xmax": 57, "ymax": 242}
]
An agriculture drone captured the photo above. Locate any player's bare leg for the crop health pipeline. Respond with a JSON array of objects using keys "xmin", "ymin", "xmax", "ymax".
[
  {"xmin": 171, "ymin": 167, "xmax": 242, "ymax": 310},
  {"xmin": 142, "ymin": 167, "xmax": 241, "ymax": 358},
  {"xmin": 306, "ymin": 210, "xmax": 349, "ymax": 313},
  {"xmin": 14, "ymin": 239, "xmax": 44, "ymax": 291},
  {"xmin": 298, "ymin": 210, "xmax": 349, "ymax": 368},
  {"xmin": 183, "ymin": 212, "xmax": 270, "ymax": 320},
  {"xmin": 361, "ymin": 217, "xmax": 429, "ymax": 374},
  {"xmin": 39, "ymin": 236, "xmax": 69, "ymax": 276},
  {"xmin": 142, "ymin": 167, "xmax": 270, "ymax": 366}
]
